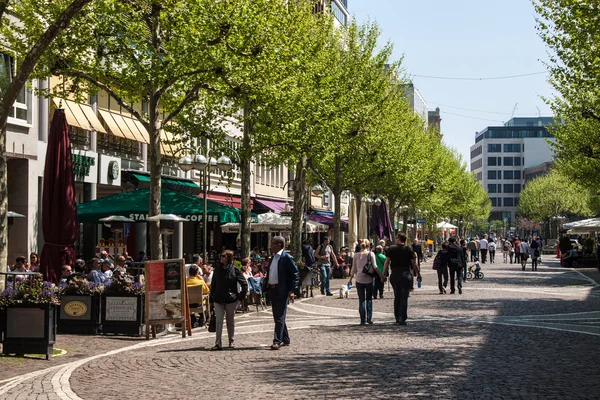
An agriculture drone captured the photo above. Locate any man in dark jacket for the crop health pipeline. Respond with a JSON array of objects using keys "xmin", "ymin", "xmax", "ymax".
[
  {"xmin": 265, "ymin": 236, "xmax": 299, "ymax": 350},
  {"xmin": 302, "ymin": 240, "xmax": 316, "ymax": 268},
  {"xmin": 447, "ymin": 237, "xmax": 465, "ymax": 294}
]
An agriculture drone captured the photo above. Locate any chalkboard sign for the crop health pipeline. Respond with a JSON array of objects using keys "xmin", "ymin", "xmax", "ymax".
[{"xmin": 144, "ymin": 259, "xmax": 190, "ymax": 338}]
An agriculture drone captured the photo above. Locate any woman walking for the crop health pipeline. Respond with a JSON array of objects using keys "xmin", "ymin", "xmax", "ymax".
[
  {"xmin": 437, "ymin": 242, "xmax": 449, "ymax": 294},
  {"xmin": 209, "ymin": 250, "xmax": 248, "ymax": 350},
  {"xmin": 348, "ymin": 239, "xmax": 384, "ymax": 325},
  {"xmin": 488, "ymin": 239, "xmax": 496, "ymax": 263}
]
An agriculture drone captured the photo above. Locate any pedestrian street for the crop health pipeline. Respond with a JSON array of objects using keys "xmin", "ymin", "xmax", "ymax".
[{"xmin": 1, "ymin": 258, "xmax": 598, "ymax": 399}]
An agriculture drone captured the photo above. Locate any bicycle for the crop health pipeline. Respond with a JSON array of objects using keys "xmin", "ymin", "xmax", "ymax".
[{"xmin": 467, "ymin": 264, "xmax": 484, "ymax": 279}]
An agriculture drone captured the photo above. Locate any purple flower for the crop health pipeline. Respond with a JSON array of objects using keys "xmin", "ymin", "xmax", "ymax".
[{"xmin": 43, "ymin": 281, "xmax": 53, "ymax": 288}]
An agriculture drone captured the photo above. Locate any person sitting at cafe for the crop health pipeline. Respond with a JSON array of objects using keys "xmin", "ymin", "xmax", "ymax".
[
  {"xmin": 241, "ymin": 258, "xmax": 253, "ymax": 280},
  {"xmin": 60, "ymin": 265, "xmax": 75, "ymax": 283},
  {"xmin": 201, "ymin": 264, "xmax": 213, "ymax": 285},
  {"xmin": 102, "ymin": 259, "xmax": 114, "ymax": 278},
  {"xmin": 99, "ymin": 250, "xmax": 113, "ymax": 268},
  {"xmin": 10, "ymin": 256, "xmax": 28, "ymax": 282},
  {"xmin": 29, "ymin": 252, "xmax": 40, "ymax": 272},
  {"xmin": 186, "ymin": 264, "xmax": 210, "ymax": 328},
  {"xmin": 114, "ymin": 255, "xmax": 127, "ymax": 276},
  {"xmin": 87, "ymin": 258, "xmax": 107, "ymax": 284}
]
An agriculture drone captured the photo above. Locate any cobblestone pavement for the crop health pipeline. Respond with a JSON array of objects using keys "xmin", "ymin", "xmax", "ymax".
[{"xmin": 1, "ymin": 258, "xmax": 599, "ymax": 399}]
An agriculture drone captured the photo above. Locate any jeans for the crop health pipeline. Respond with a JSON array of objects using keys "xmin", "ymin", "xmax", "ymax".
[
  {"xmin": 390, "ymin": 271, "xmax": 410, "ymax": 323},
  {"xmin": 531, "ymin": 257, "xmax": 538, "ymax": 270},
  {"xmin": 356, "ymin": 282, "xmax": 374, "ymax": 324},
  {"xmin": 470, "ymin": 250, "xmax": 478, "ymax": 262},
  {"xmin": 320, "ymin": 264, "xmax": 331, "ymax": 294},
  {"xmin": 503, "ymin": 251, "xmax": 508, "ymax": 263},
  {"xmin": 449, "ymin": 265, "xmax": 462, "ymax": 292},
  {"xmin": 489, "ymin": 250, "xmax": 495, "ymax": 263},
  {"xmin": 437, "ymin": 266, "xmax": 448, "ymax": 293},
  {"xmin": 214, "ymin": 301, "xmax": 238, "ymax": 347},
  {"xmin": 510, "ymin": 252, "xmax": 514, "ymax": 263},
  {"xmin": 480, "ymin": 249, "xmax": 488, "ymax": 263},
  {"xmin": 373, "ymin": 276, "xmax": 384, "ymax": 298},
  {"xmin": 270, "ymin": 289, "xmax": 290, "ymax": 345},
  {"xmin": 247, "ymin": 277, "xmax": 263, "ymax": 296}
]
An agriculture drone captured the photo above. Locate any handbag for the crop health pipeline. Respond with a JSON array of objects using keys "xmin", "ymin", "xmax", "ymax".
[
  {"xmin": 362, "ymin": 252, "xmax": 377, "ymax": 277},
  {"xmin": 208, "ymin": 311, "xmax": 216, "ymax": 332}
]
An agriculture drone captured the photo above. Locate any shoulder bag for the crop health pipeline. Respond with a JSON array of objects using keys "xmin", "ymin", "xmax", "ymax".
[{"xmin": 362, "ymin": 252, "xmax": 378, "ymax": 277}]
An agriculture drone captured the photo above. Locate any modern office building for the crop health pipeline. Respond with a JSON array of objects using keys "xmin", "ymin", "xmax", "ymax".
[
  {"xmin": 469, "ymin": 117, "xmax": 555, "ymax": 225},
  {"xmin": 313, "ymin": 0, "xmax": 349, "ymax": 28}
]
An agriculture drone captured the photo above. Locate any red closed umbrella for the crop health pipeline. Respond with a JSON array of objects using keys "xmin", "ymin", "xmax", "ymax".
[{"xmin": 40, "ymin": 108, "xmax": 79, "ymax": 283}]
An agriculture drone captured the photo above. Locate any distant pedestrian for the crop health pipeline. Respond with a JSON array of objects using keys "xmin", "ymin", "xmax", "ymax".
[
  {"xmin": 383, "ymin": 233, "xmax": 421, "ymax": 325},
  {"xmin": 488, "ymin": 239, "xmax": 496, "ymax": 263},
  {"xmin": 436, "ymin": 242, "xmax": 449, "ymax": 294},
  {"xmin": 373, "ymin": 245, "xmax": 386, "ymax": 299},
  {"xmin": 264, "ymin": 236, "xmax": 299, "ymax": 350},
  {"xmin": 315, "ymin": 237, "xmax": 339, "ymax": 296},
  {"xmin": 479, "ymin": 235, "xmax": 489, "ymax": 263},
  {"xmin": 468, "ymin": 238, "xmax": 478, "ymax": 262},
  {"xmin": 530, "ymin": 237, "xmax": 541, "ymax": 271},
  {"xmin": 348, "ymin": 240, "xmax": 384, "ymax": 325},
  {"xmin": 209, "ymin": 250, "xmax": 247, "ymax": 350},
  {"xmin": 460, "ymin": 239, "xmax": 468, "ymax": 280},
  {"xmin": 301, "ymin": 240, "xmax": 316, "ymax": 268},
  {"xmin": 519, "ymin": 240, "xmax": 530, "ymax": 271},
  {"xmin": 447, "ymin": 237, "xmax": 465, "ymax": 294}
]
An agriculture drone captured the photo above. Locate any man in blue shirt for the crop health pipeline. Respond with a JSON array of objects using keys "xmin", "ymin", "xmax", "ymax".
[{"xmin": 88, "ymin": 258, "xmax": 107, "ymax": 284}]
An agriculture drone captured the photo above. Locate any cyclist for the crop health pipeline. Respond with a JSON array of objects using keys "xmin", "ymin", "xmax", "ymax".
[{"xmin": 469, "ymin": 257, "xmax": 482, "ymax": 278}]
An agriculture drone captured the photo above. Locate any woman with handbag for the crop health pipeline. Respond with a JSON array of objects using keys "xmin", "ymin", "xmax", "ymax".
[
  {"xmin": 348, "ymin": 239, "xmax": 384, "ymax": 325},
  {"xmin": 209, "ymin": 250, "xmax": 248, "ymax": 350}
]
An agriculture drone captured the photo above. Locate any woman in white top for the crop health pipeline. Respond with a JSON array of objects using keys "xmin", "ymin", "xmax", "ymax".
[
  {"xmin": 348, "ymin": 239, "xmax": 384, "ymax": 325},
  {"xmin": 488, "ymin": 240, "xmax": 496, "ymax": 263}
]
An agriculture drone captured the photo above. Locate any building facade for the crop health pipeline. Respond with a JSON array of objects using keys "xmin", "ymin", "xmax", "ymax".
[{"xmin": 469, "ymin": 117, "xmax": 555, "ymax": 225}]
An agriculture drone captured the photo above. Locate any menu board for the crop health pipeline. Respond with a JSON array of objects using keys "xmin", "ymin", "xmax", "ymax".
[{"xmin": 144, "ymin": 259, "xmax": 187, "ymax": 328}]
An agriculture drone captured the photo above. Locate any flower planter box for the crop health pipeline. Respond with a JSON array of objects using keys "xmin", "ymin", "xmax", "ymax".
[
  {"xmin": 0, "ymin": 303, "xmax": 57, "ymax": 360},
  {"xmin": 58, "ymin": 295, "xmax": 101, "ymax": 334},
  {"xmin": 101, "ymin": 294, "xmax": 144, "ymax": 336}
]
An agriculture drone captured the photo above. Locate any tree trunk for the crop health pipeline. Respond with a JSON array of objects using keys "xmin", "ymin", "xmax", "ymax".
[
  {"xmin": 291, "ymin": 156, "xmax": 307, "ymax": 260},
  {"xmin": 332, "ymin": 156, "xmax": 342, "ymax": 252},
  {"xmin": 354, "ymin": 192, "xmax": 362, "ymax": 240},
  {"xmin": 0, "ymin": 0, "xmax": 94, "ymax": 283},
  {"xmin": 239, "ymin": 106, "xmax": 252, "ymax": 259}
]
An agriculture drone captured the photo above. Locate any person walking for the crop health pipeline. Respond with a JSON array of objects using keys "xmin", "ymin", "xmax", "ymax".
[
  {"xmin": 501, "ymin": 237, "xmax": 512, "ymax": 263},
  {"xmin": 519, "ymin": 239, "xmax": 530, "ymax": 271},
  {"xmin": 348, "ymin": 240, "xmax": 384, "ymax": 325},
  {"xmin": 488, "ymin": 239, "xmax": 496, "ymax": 264},
  {"xmin": 301, "ymin": 240, "xmax": 316, "ymax": 269},
  {"xmin": 468, "ymin": 238, "xmax": 478, "ymax": 262},
  {"xmin": 436, "ymin": 242, "xmax": 449, "ymax": 294},
  {"xmin": 479, "ymin": 235, "xmax": 489, "ymax": 264},
  {"xmin": 514, "ymin": 237, "xmax": 521, "ymax": 266},
  {"xmin": 383, "ymin": 233, "xmax": 421, "ymax": 325},
  {"xmin": 264, "ymin": 236, "xmax": 300, "ymax": 350},
  {"xmin": 460, "ymin": 239, "xmax": 468, "ymax": 281},
  {"xmin": 447, "ymin": 237, "xmax": 465, "ymax": 294},
  {"xmin": 373, "ymin": 245, "xmax": 386, "ymax": 299},
  {"xmin": 412, "ymin": 239, "xmax": 423, "ymax": 268},
  {"xmin": 315, "ymin": 237, "xmax": 339, "ymax": 296},
  {"xmin": 209, "ymin": 250, "xmax": 247, "ymax": 350},
  {"xmin": 530, "ymin": 237, "xmax": 541, "ymax": 271}
]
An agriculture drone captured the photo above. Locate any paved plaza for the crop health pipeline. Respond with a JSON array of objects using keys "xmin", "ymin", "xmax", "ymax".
[{"xmin": 1, "ymin": 258, "xmax": 599, "ymax": 399}]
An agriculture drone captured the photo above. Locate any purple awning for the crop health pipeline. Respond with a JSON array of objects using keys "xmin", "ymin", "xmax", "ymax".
[
  {"xmin": 255, "ymin": 198, "xmax": 288, "ymax": 212},
  {"xmin": 307, "ymin": 213, "xmax": 348, "ymax": 232}
]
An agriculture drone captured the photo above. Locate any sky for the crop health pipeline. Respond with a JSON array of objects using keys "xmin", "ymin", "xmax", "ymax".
[{"xmin": 349, "ymin": 0, "xmax": 554, "ymax": 165}]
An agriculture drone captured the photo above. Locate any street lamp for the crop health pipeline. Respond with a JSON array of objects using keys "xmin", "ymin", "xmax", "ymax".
[{"xmin": 177, "ymin": 144, "xmax": 239, "ymax": 262}]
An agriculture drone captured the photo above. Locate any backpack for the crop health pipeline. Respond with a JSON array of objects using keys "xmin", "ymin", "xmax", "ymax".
[
  {"xmin": 432, "ymin": 253, "xmax": 441, "ymax": 270},
  {"xmin": 502, "ymin": 242, "xmax": 509, "ymax": 251}
]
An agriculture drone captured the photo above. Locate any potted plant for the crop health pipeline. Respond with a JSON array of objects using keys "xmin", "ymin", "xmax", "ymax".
[
  {"xmin": 0, "ymin": 278, "xmax": 59, "ymax": 360},
  {"xmin": 56, "ymin": 279, "xmax": 104, "ymax": 334},
  {"xmin": 101, "ymin": 273, "xmax": 145, "ymax": 336}
]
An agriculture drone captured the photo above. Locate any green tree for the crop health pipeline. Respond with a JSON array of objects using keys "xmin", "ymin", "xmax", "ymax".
[
  {"xmin": 0, "ymin": 0, "xmax": 96, "ymax": 280},
  {"xmin": 534, "ymin": 0, "xmax": 600, "ymax": 190},
  {"xmin": 518, "ymin": 170, "xmax": 594, "ymax": 237}
]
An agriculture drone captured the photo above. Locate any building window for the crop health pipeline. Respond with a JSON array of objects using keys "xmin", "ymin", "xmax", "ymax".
[
  {"xmin": 503, "ymin": 157, "xmax": 514, "ymax": 166},
  {"xmin": 488, "ymin": 184, "xmax": 497, "ymax": 193},
  {"xmin": 477, "ymin": 172, "xmax": 482, "ymax": 181},
  {"xmin": 504, "ymin": 170, "xmax": 514, "ymax": 179},
  {"xmin": 490, "ymin": 198, "xmax": 497, "ymax": 207},
  {"xmin": 471, "ymin": 158, "xmax": 482, "ymax": 170},
  {"xmin": 514, "ymin": 170, "xmax": 522, "ymax": 179},
  {"xmin": 498, "ymin": 157, "xmax": 502, "ymax": 166},
  {"xmin": 1, "ymin": 53, "xmax": 30, "ymax": 123},
  {"xmin": 488, "ymin": 144, "xmax": 502, "ymax": 153},
  {"xmin": 330, "ymin": 1, "xmax": 347, "ymax": 26},
  {"xmin": 514, "ymin": 157, "xmax": 521, "ymax": 166},
  {"xmin": 514, "ymin": 184, "xmax": 521, "ymax": 193},
  {"xmin": 497, "ymin": 198, "xmax": 502, "ymax": 207},
  {"xmin": 471, "ymin": 146, "xmax": 482, "ymax": 159},
  {"xmin": 503, "ymin": 144, "xmax": 521, "ymax": 152},
  {"xmin": 504, "ymin": 184, "xmax": 514, "ymax": 193},
  {"xmin": 487, "ymin": 157, "xmax": 497, "ymax": 166},
  {"xmin": 488, "ymin": 170, "xmax": 497, "ymax": 180},
  {"xmin": 515, "ymin": 197, "xmax": 520, "ymax": 206},
  {"xmin": 504, "ymin": 198, "xmax": 514, "ymax": 207}
]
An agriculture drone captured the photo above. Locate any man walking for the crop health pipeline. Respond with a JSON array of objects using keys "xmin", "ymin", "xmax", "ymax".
[
  {"xmin": 447, "ymin": 237, "xmax": 465, "ymax": 294},
  {"xmin": 468, "ymin": 238, "xmax": 478, "ymax": 262},
  {"xmin": 383, "ymin": 233, "xmax": 421, "ymax": 325},
  {"xmin": 479, "ymin": 234, "xmax": 489, "ymax": 264},
  {"xmin": 265, "ymin": 236, "xmax": 299, "ymax": 350}
]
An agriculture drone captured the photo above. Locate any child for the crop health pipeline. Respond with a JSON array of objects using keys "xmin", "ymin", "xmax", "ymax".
[{"xmin": 470, "ymin": 257, "xmax": 481, "ymax": 277}]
